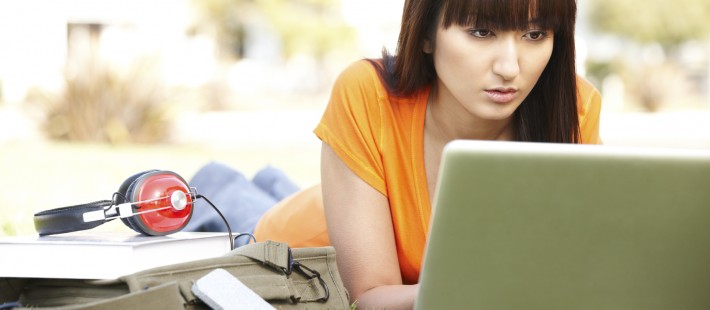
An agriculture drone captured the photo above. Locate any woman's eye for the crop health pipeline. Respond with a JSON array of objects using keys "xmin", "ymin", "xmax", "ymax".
[
  {"xmin": 524, "ymin": 31, "xmax": 548, "ymax": 41},
  {"xmin": 469, "ymin": 29, "xmax": 493, "ymax": 38}
]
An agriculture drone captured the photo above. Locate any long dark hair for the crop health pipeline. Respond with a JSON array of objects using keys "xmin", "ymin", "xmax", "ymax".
[{"xmin": 371, "ymin": 0, "xmax": 580, "ymax": 143}]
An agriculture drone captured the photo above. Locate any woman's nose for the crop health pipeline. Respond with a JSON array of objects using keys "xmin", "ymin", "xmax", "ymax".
[{"xmin": 492, "ymin": 38, "xmax": 520, "ymax": 81}]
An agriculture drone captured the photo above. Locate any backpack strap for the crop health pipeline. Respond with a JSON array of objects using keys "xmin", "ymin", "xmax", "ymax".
[
  {"xmin": 227, "ymin": 241, "xmax": 291, "ymax": 273},
  {"xmin": 226, "ymin": 241, "xmax": 329, "ymax": 303},
  {"xmin": 122, "ymin": 241, "xmax": 330, "ymax": 304}
]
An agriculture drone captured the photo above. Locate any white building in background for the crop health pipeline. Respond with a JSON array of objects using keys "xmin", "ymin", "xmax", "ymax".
[
  {"xmin": 0, "ymin": 0, "xmax": 216, "ymax": 106},
  {"xmin": 340, "ymin": 0, "xmax": 403, "ymax": 58}
]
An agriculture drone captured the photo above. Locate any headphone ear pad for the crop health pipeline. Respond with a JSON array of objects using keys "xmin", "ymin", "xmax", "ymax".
[
  {"xmin": 121, "ymin": 170, "xmax": 193, "ymax": 236},
  {"xmin": 117, "ymin": 170, "xmax": 159, "ymax": 234}
]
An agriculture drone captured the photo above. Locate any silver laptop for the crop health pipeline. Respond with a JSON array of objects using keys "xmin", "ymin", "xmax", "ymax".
[{"xmin": 415, "ymin": 140, "xmax": 710, "ymax": 309}]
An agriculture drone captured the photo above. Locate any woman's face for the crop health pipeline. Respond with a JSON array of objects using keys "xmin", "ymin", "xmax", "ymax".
[{"xmin": 427, "ymin": 20, "xmax": 554, "ymax": 123}]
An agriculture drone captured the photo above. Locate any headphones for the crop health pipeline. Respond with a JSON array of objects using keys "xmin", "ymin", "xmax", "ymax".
[{"xmin": 34, "ymin": 170, "xmax": 195, "ymax": 236}]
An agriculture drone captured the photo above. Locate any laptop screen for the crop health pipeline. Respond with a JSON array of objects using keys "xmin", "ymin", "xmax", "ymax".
[{"xmin": 416, "ymin": 140, "xmax": 710, "ymax": 309}]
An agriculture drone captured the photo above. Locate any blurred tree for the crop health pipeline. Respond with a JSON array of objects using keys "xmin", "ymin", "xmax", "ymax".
[
  {"xmin": 188, "ymin": 0, "xmax": 253, "ymax": 61},
  {"xmin": 190, "ymin": 0, "xmax": 356, "ymax": 61},
  {"xmin": 588, "ymin": 0, "xmax": 710, "ymax": 49},
  {"xmin": 587, "ymin": 0, "xmax": 710, "ymax": 111}
]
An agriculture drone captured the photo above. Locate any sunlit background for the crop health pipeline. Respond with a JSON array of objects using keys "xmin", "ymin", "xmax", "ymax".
[{"xmin": 1, "ymin": 0, "xmax": 709, "ymax": 236}]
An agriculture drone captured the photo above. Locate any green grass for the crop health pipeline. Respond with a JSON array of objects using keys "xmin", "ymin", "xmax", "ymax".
[
  {"xmin": 5, "ymin": 108, "xmax": 710, "ymax": 237},
  {"xmin": 0, "ymin": 140, "xmax": 320, "ymax": 236}
]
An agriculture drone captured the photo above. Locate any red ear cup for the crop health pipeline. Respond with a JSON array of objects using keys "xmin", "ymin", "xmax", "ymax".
[{"xmin": 122, "ymin": 170, "xmax": 193, "ymax": 236}]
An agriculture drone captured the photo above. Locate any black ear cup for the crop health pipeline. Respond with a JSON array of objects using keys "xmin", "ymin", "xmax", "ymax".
[{"xmin": 117, "ymin": 170, "xmax": 159, "ymax": 234}]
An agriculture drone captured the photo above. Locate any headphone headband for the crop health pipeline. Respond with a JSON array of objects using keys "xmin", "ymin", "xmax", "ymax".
[{"xmin": 34, "ymin": 200, "xmax": 114, "ymax": 236}]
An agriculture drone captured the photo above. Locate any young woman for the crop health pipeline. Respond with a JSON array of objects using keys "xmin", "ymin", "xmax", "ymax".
[
  {"xmin": 194, "ymin": 0, "xmax": 601, "ymax": 308},
  {"xmin": 307, "ymin": 0, "xmax": 601, "ymax": 308}
]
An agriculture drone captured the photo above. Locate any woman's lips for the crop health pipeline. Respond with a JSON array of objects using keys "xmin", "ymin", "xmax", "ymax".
[{"xmin": 485, "ymin": 88, "xmax": 518, "ymax": 104}]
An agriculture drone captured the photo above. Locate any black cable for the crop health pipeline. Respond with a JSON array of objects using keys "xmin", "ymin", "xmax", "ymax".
[
  {"xmin": 111, "ymin": 192, "xmax": 127, "ymax": 204},
  {"xmin": 195, "ymin": 194, "xmax": 235, "ymax": 251},
  {"xmin": 234, "ymin": 232, "xmax": 257, "ymax": 245}
]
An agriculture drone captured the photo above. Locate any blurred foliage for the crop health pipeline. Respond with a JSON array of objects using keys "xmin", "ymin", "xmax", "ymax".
[
  {"xmin": 588, "ymin": 0, "xmax": 710, "ymax": 49},
  {"xmin": 585, "ymin": 60, "xmax": 619, "ymax": 87},
  {"xmin": 634, "ymin": 63, "xmax": 691, "ymax": 112},
  {"xmin": 258, "ymin": 0, "xmax": 357, "ymax": 58},
  {"xmin": 2, "ymin": 222, "xmax": 14, "ymax": 236},
  {"xmin": 188, "ymin": 0, "xmax": 251, "ymax": 60},
  {"xmin": 587, "ymin": 0, "xmax": 710, "ymax": 111},
  {"xmin": 28, "ymin": 57, "xmax": 172, "ymax": 144},
  {"xmin": 190, "ymin": 0, "xmax": 356, "ymax": 60}
]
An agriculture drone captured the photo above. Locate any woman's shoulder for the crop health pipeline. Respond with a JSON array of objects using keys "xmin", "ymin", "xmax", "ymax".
[
  {"xmin": 576, "ymin": 75, "xmax": 603, "ymax": 144},
  {"xmin": 576, "ymin": 75, "xmax": 602, "ymax": 103},
  {"xmin": 576, "ymin": 75, "xmax": 602, "ymax": 113},
  {"xmin": 334, "ymin": 59, "xmax": 387, "ymax": 98},
  {"xmin": 340, "ymin": 59, "xmax": 379, "ymax": 76}
]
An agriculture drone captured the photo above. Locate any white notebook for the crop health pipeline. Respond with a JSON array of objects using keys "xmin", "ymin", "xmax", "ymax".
[{"xmin": 0, "ymin": 231, "xmax": 231, "ymax": 279}]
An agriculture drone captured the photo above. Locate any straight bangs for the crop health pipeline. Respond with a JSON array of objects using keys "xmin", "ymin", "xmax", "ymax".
[{"xmin": 440, "ymin": 0, "xmax": 564, "ymax": 32}]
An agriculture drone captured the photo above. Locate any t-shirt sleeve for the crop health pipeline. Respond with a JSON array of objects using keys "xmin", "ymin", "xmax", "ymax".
[
  {"xmin": 313, "ymin": 60, "xmax": 388, "ymax": 195},
  {"xmin": 577, "ymin": 76, "xmax": 603, "ymax": 144}
]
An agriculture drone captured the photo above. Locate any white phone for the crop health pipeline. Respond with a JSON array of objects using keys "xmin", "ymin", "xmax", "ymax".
[{"xmin": 192, "ymin": 268, "xmax": 275, "ymax": 310}]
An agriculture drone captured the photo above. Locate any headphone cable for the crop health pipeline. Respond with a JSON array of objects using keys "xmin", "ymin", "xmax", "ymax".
[{"xmin": 195, "ymin": 194, "xmax": 235, "ymax": 251}]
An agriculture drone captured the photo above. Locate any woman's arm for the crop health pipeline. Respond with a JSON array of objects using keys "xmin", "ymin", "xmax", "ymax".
[{"xmin": 320, "ymin": 143, "xmax": 418, "ymax": 309}]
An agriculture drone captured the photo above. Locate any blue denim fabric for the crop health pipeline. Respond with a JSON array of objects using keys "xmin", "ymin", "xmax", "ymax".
[
  {"xmin": 183, "ymin": 162, "xmax": 300, "ymax": 246},
  {"xmin": 252, "ymin": 165, "xmax": 301, "ymax": 201}
]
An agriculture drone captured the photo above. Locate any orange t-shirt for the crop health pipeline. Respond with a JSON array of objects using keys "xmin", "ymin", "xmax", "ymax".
[{"xmin": 254, "ymin": 60, "xmax": 602, "ymax": 284}]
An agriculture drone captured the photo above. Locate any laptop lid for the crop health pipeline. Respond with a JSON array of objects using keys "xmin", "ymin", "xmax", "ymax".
[{"xmin": 415, "ymin": 140, "xmax": 710, "ymax": 309}]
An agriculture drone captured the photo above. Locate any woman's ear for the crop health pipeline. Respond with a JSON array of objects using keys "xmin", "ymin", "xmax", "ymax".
[{"xmin": 423, "ymin": 39, "xmax": 433, "ymax": 54}]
